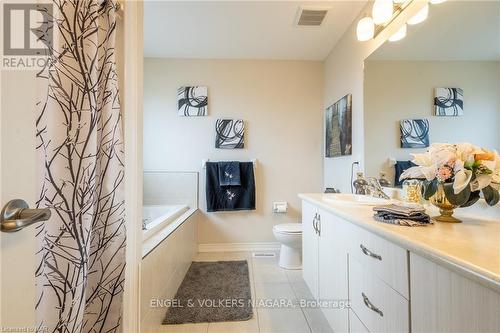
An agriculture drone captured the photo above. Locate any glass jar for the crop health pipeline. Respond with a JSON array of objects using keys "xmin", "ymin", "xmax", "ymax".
[{"xmin": 402, "ymin": 179, "xmax": 422, "ymax": 204}]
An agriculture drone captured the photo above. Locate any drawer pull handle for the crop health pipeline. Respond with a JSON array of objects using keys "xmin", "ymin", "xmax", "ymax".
[
  {"xmin": 362, "ymin": 292, "xmax": 383, "ymax": 317},
  {"xmin": 360, "ymin": 244, "xmax": 382, "ymax": 261}
]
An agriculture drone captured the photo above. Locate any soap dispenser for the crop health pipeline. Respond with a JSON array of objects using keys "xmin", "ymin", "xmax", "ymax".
[{"xmin": 353, "ymin": 172, "xmax": 367, "ymax": 195}]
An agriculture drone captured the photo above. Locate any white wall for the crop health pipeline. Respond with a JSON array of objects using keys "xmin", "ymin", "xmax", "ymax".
[
  {"xmin": 364, "ymin": 60, "xmax": 500, "ymax": 183},
  {"xmin": 144, "ymin": 58, "xmax": 323, "ymax": 244},
  {"xmin": 143, "ymin": 172, "xmax": 198, "ymax": 208},
  {"xmin": 323, "ymin": 2, "xmax": 428, "ymax": 193}
]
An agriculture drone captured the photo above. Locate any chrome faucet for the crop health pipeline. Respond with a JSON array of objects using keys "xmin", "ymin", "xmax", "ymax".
[{"xmin": 364, "ymin": 177, "xmax": 391, "ymax": 200}]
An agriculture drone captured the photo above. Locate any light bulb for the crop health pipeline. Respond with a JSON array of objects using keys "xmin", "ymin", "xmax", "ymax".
[
  {"xmin": 430, "ymin": 0, "xmax": 446, "ymax": 4},
  {"xmin": 372, "ymin": 0, "xmax": 394, "ymax": 25},
  {"xmin": 407, "ymin": 4, "xmax": 429, "ymax": 25},
  {"xmin": 356, "ymin": 17, "xmax": 375, "ymax": 41},
  {"xmin": 388, "ymin": 24, "xmax": 407, "ymax": 42}
]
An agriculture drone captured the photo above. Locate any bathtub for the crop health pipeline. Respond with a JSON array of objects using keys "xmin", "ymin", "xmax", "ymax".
[{"xmin": 142, "ymin": 204, "xmax": 189, "ymax": 241}]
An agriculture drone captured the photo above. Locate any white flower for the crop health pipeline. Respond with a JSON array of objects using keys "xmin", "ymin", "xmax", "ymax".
[
  {"xmin": 453, "ymin": 169, "xmax": 472, "ymax": 194},
  {"xmin": 455, "ymin": 143, "xmax": 480, "ymax": 164},
  {"xmin": 399, "ymin": 165, "xmax": 437, "ymax": 181},
  {"xmin": 399, "ymin": 143, "xmax": 500, "ymax": 191},
  {"xmin": 453, "ymin": 159, "xmax": 464, "ymax": 173},
  {"xmin": 411, "ymin": 152, "xmax": 433, "ymax": 167},
  {"xmin": 470, "ymin": 174, "xmax": 492, "ymax": 192},
  {"xmin": 480, "ymin": 150, "xmax": 500, "ymax": 172},
  {"xmin": 428, "ymin": 143, "xmax": 456, "ymax": 166}
]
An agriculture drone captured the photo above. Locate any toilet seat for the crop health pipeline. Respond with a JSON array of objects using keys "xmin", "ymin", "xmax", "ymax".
[{"xmin": 273, "ymin": 223, "xmax": 302, "ymax": 234}]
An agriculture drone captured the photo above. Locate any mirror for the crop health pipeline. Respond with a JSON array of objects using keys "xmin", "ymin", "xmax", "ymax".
[{"xmin": 363, "ymin": 0, "xmax": 500, "ymax": 187}]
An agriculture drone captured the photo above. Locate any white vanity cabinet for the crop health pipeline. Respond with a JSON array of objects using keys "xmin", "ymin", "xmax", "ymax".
[
  {"xmin": 318, "ymin": 210, "xmax": 350, "ymax": 333},
  {"xmin": 301, "ymin": 197, "xmax": 500, "ymax": 333},
  {"xmin": 347, "ymin": 223, "xmax": 410, "ymax": 333},
  {"xmin": 302, "ymin": 200, "xmax": 320, "ymax": 299},
  {"xmin": 302, "ymin": 201, "xmax": 350, "ymax": 333},
  {"xmin": 410, "ymin": 253, "xmax": 500, "ymax": 333}
]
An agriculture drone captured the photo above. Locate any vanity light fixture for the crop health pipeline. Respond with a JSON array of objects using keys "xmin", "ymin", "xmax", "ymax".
[
  {"xmin": 388, "ymin": 23, "xmax": 407, "ymax": 42},
  {"xmin": 356, "ymin": 17, "xmax": 375, "ymax": 41},
  {"xmin": 407, "ymin": 4, "xmax": 429, "ymax": 25},
  {"xmin": 372, "ymin": 0, "xmax": 394, "ymax": 24},
  {"xmin": 356, "ymin": 0, "xmax": 447, "ymax": 42}
]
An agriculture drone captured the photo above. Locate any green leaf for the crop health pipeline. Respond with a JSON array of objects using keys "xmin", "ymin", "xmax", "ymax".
[
  {"xmin": 482, "ymin": 186, "xmax": 500, "ymax": 206},
  {"xmin": 422, "ymin": 180, "xmax": 438, "ymax": 200},
  {"xmin": 443, "ymin": 182, "xmax": 471, "ymax": 206},
  {"xmin": 460, "ymin": 191, "xmax": 480, "ymax": 208},
  {"xmin": 464, "ymin": 161, "xmax": 475, "ymax": 170}
]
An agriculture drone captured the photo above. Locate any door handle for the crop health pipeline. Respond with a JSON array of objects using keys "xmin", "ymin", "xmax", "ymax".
[
  {"xmin": 362, "ymin": 292, "xmax": 383, "ymax": 317},
  {"xmin": 360, "ymin": 244, "xmax": 382, "ymax": 261},
  {"xmin": 1, "ymin": 199, "xmax": 51, "ymax": 233},
  {"xmin": 312, "ymin": 213, "xmax": 318, "ymax": 234}
]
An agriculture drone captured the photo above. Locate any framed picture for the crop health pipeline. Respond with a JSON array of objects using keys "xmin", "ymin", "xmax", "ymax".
[
  {"xmin": 177, "ymin": 86, "xmax": 208, "ymax": 116},
  {"xmin": 434, "ymin": 88, "xmax": 463, "ymax": 116},
  {"xmin": 326, "ymin": 94, "xmax": 352, "ymax": 157},
  {"xmin": 400, "ymin": 119, "xmax": 430, "ymax": 148},
  {"xmin": 215, "ymin": 119, "xmax": 245, "ymax": 149}
]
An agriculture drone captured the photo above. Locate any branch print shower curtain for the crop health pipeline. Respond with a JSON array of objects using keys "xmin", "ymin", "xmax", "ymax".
[{"xmin": 35, "ymin": 1, "xmax": 125, "ymax": 332}]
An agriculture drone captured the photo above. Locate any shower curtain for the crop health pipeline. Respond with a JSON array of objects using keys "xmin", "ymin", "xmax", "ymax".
[{"xmin": 35, "ymin": 1, "xmax": 125, "ymax": 332}]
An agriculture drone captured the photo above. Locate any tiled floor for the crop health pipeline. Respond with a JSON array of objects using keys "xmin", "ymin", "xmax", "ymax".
[{"xmin": 158, "ymin": 251, "xmax": 333, "ymax": 333}]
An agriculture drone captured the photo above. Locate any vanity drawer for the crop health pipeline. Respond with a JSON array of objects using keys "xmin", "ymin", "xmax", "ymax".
[
  {"xmin": 349, "ymin": 256, "xmax": 409, "ymax": 333},
  {"xmin": 347, "ymin": 224, "xmax": 409, "ymax": 298},
  {"xmin": 349, "ymin": 309, "xmax": 370, "ymax": 333}
]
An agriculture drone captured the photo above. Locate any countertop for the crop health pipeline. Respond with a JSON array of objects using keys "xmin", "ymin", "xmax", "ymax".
[{"xmin": 299, "ymin": 193, "xmax": 500, "ymax": 292}]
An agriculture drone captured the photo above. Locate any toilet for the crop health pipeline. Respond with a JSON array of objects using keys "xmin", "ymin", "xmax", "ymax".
[{"xmin": 273, "ymin": 223, "xmax": 302, "ymax": 270}]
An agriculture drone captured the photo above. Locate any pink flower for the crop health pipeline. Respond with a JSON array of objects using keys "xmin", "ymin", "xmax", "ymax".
[{"xmin": 437, "ymin": 165, "xmax": 453, "ymax": 182}]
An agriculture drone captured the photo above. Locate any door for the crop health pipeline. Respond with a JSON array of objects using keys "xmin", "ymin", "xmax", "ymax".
[
  {"xmin": 318, "ymin": 210, "xmax": 349, "ymax": 333},
  {"xmin": 302, "ymin": 200, "xmax": 319, "ymax": 299},
  {"xmin": 0, "ymin": 70, "xmax": 38, "ymax": 329}
]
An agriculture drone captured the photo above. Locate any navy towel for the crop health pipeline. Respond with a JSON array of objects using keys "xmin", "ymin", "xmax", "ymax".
[
  {"xmin": 394, "ymin": 161, "xmax": 417, "ymax": 187},
  {"xmin": 218, "ymin": 161, "xmax": 241, "ymax": 186},
  {"xmin": 206, "ymin": 162, "xmax": 255, "ymax": 212}
]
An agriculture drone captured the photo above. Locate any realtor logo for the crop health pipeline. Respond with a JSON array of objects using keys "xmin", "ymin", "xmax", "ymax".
[{"xmin": 3, "ymin": 3, "xmax": 52, "ymax": 55}]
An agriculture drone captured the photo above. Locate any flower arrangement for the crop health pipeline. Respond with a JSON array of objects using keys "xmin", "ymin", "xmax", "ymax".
[{"xmin": 400, "ymin": 143, "xmax": 500, "ymax": 207}]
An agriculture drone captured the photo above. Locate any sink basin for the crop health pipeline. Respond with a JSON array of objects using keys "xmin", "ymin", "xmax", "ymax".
[{"xmin": 322, "ymin": 193, "xmax": 393, "ymax": 206}]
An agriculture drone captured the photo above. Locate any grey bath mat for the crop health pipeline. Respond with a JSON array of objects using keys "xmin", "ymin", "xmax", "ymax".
[{"xmin": 163, "ymin": 260, "xmax": 253, "ymax": 324}]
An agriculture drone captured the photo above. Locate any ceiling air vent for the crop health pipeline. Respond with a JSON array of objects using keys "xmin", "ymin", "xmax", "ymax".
[{"xmin": 296, "ymin": 7, "xmax": 329, "ymax": 27}]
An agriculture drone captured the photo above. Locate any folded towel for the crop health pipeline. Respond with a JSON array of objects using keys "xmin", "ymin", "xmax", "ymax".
[
  {"xmin": 373, "ymin": 213, "xmax": 431, "ymax": 227},
  {"xmin": 206, "ymin": 162, "xmax": 255, "ymax": 212},
  {"xmin": 373, "ymin": 204, "xmax": 425, "ymax": 216},
  {"xmin": 373, "ymin": 204, "xmax": 431, "ymax": 227},
  {"xmin": 218, "ymin": 161, "xmax": 241, "ymax": 186}
]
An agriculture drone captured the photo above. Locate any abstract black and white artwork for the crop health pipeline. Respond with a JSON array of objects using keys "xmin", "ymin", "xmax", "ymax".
[
  {"xmin": 400, "ymin": 119, "xmax": 430, "ymax": 148},
  {"xmin": 434, "ymin": 88, "xmax": 463, "ymax": 116},
  {"xmin": 326, "ymin": 94, "xmax": 352, "ymax": 157},
  {"xmin": 215, "ymin": 119, "xmax": 245, "ymax": 149},
  {"xmin": 178, "ymin": 86, "xmax": 208, "ymax": 116}
]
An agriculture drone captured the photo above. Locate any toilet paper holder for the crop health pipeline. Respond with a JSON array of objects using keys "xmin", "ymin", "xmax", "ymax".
[{"xmin": 272, "ymin": 202, "xmax": 288, "ymax": 214}]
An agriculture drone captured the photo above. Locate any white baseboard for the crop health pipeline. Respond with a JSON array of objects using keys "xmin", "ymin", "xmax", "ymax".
[{"xmin": 198, "ymin": 242, "xmax": 281, "ymax": 253}]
